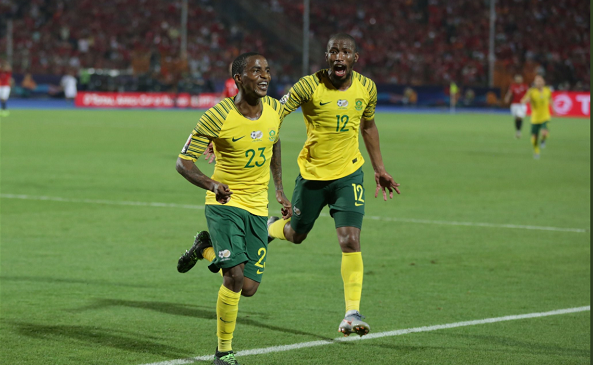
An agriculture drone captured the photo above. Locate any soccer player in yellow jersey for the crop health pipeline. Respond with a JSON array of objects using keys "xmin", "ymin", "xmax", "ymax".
[
  {"xmin": 521, "ymin": 75, "xmax": 554, "ymax": 159},
  {"xmin": 175, "ymin": 52, "xmax": 291, "ymax": 365},
  {"xmin": 267, "ymin": 33, "xmax": 401, "ymax": 337}
]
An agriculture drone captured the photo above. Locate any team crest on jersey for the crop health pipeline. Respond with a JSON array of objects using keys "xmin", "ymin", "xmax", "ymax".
[
  {"xmin": 219, "ymin": 250, "xmax": 231, "ymax": 260},
  {"xmin": 355, "ymin": 99, "xmax": 364, "ymax": 111},
  {"xmin": 337, "ymin": 99, "xmax": 349, "ymax": 109},
  {"xmin": 268, "ymin": 128, "xmax": 277, "ymax": 142},
  {"xmin": 251, "ymin": 130, "xmax": 263, "ymax": 141},
  {"xmin": 293, "ymin": 206, "xmax": 301, "ymax": 216}
]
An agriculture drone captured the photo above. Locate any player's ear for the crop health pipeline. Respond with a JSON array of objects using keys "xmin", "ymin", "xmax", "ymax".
[
  {"xmin": 324, "ymin": 52, "xmax": 330, "ymax": 63},
  {"xmin": 233, "ymin": 73, "xmax": 241, "ymax": 87},
  {"xmin": 354, "ymin": 52, "xmax": 359, "ymax": 63}
]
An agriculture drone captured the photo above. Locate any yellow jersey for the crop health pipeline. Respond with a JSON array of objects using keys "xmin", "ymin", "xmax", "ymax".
[
  {"xmin": 527, "ymin": 87, "xmax": 552, "ymax": 124},
  {"xmin": 179, "ymin": 96, "xmax": 284, "ymax": 216},
  {"xmin": 282, "ymin": 69, "xmax": 377, "ymax": 181}
]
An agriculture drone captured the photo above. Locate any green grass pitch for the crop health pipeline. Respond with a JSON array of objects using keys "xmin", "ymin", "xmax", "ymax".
[{"xmin": 1, "ymin": 109, "xmax": 590, "ymax": 364}]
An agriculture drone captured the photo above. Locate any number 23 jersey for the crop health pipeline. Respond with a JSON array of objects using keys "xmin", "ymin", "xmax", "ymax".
[
  {"xmin": 282, "ymin": 69, "xmax": 377, "ymax": 181},
  {"xmin": 179, "ymin": 96, "xmax": 284, "ymax": 216}
]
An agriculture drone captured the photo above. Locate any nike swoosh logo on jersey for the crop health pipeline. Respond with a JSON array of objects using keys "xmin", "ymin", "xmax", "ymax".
[
  {"xmin": 257, "ymin": 269, "xmax": 264, "ymax": 274},
  {"xmin": 320, "ymin": 101, "xmax": 331, "ymax": 105},
  {"xmin": 232, "ymin": 136, "xmax": 245, "ymax": 142},
  {"xmin": 355, "ymin": 203, "xmax": 364, "ymax": 206}
]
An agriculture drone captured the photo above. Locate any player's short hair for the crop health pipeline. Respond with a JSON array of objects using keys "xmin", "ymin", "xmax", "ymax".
[
  {"xmin": 327, "ymin": 33, "xmax": 357, "ymax": 52},
  {"xmin": 231, "ymin": 52, "xmax": 262, "ymax": 78}
]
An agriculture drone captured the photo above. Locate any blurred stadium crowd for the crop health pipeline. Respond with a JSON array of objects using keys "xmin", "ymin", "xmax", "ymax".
[{"xmin": 0, "ymin": 0, "xmax": 589, "ymax": 91}]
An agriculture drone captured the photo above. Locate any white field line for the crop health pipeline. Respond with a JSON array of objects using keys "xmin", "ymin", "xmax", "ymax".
[
  {"xmin": 138, "ymin": 306, "xmax": 590, "ymax": 365},
  {"xmin": 0, "ymin": 193, "xmax": 206, "ymax": 210},
  {"xmin": 1, "ymin": 193, "xmax": 588, "ymax": 233}
]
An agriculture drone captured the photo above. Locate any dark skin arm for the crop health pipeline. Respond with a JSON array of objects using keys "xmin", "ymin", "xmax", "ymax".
[
  {"xmin": 360, "ymin": 117, "xmax": 401, "ymax": 200},
  {"xmin": 270, "ymin": 138, "xmax": 292, "ymax": 219},
  {"xmin": 176, "ymin": 157, "xmax": 232, "ymax": 203}
]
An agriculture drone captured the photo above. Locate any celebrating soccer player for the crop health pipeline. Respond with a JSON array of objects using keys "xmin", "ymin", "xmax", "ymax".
[
  {"xmin": 504, "ymin": 74, "xmax": 529, "ymax": 138},
  {"xmin": 175, "ymin": 52, "xmax": 291, "ymax": 365},
  {"xmin": 521, "ymin": 75, "xmax": 554, "ymax": 159},
  {"xmin": 267, "ymin": 33, "xmax": 400, "ymax": 337}
]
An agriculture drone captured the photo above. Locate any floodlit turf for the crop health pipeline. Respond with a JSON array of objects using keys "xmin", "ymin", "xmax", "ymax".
[{"xmin": 1, "ymin": 109, "xmax": 590, "ymax": 365}]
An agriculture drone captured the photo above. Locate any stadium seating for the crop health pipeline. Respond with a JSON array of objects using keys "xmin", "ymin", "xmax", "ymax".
[{"xmin": 0, "ymin": 0, "xmax": 588, "ymax": 90}]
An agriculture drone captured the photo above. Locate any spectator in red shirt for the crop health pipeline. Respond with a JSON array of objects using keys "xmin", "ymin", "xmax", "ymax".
[{"xmin": 504, "ymin": 74, "xmax": 529, "ymax": 138}]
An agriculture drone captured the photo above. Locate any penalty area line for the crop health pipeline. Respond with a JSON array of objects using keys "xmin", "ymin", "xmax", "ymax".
[
  {"xmin": 1, "ymin": 193, "xmax": 588, "ymax": 233},
  {"xmin": 138, "ymin": 306, "xmax": 590, "ymax": 365}
]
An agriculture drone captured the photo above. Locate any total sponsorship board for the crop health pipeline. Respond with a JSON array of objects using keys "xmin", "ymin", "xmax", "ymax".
[
  {"xmin": 75, "ymin": 92, "xmax": 221, "ymax": 109},
  {"xmin": 526, "ymin": 91, "xmax": 590, "ymax": 118}
]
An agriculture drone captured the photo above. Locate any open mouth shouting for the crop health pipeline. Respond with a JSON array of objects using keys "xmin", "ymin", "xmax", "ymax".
[{"xmin": 333, "ymin": 63, "xmax": 348, "ymax": 78}]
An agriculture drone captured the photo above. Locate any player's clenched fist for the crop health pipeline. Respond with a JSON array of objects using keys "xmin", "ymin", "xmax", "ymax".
[
  {"xmin": 211, "ymin": 181, "xmax": 232, "ymax": 204},
  {"xmin": 275, "ymin": 190, "xmax": 292, "ymax": 219}
]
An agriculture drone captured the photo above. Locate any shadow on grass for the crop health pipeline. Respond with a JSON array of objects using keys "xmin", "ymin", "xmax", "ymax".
[
  {"xmin": 365, "ymin": 332, "xmax": 590, "ymax": 359},
  {"xmin": 72, "ymin": 298, "xmax": 333, "ymax": 341},
  {"xmin": 437, "ymin": 332, "xmax": 591, "ymax": 358},
  {"xmin": 0, "ymin": 275, "xmax": 153, "ymax": 288},
  {"xmin": 8, "ymin": 321, "xmax": 192, "ymax": 358}
]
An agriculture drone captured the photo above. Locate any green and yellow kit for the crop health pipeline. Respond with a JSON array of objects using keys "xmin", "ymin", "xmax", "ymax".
[
  {"xmin": 282, "ymin": 70, "xmax": 377, "ymax": 232},
  {"xmin": 179, "ymin": 96, "xmax": 284, "ymax": 281}
]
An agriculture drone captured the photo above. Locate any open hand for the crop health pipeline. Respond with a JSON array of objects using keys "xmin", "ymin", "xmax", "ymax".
[
  {"xmin": 203, "ymin": 142, "xmax": 216, "ymax": 164},
  {"xmin": 374, "ymin": 171, "xmax": 401, "ymax": 201},
  {"xmin": 275, "ymin": 190, "xmax": 292, "ymax": 219}
]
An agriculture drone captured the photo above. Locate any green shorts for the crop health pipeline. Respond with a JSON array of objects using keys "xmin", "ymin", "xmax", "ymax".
[
  {"xmin": 204, "ymin": 205, "xmax": 268, "ymax": 283},
  {"xmin": 531, "ymin": 121, "xmax": 549, "ymax": 135},
  {"xmin": 290, "ymin": 167, "xmax": 365, "ymax": 234}
]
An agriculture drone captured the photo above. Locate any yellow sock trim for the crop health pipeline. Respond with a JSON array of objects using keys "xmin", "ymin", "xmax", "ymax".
[
  {"xmin": 216, "ymin": 285, "xmax": 241, "ymax": 352},
  {"xmin": 268, "ymin": 218, "xmax": 289, "ymax": 241},
  {"xmin": 341, "ymin": 252, "xmax": 363, "ymax": 313},
  {"xmin": 202, "ymin": 247, "xmax": 215, "ymax": 262},
  {"xmin": 531, "ymin": 136, "xmax": 540, "ymax": 154}
]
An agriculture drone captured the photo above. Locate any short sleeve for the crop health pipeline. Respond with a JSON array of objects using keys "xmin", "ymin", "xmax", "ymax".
[
  {"xmin": 363, "ymin": 79, "xmax": 377, "ymax": 120},
  {"xmin": 178, "ymin": 108, "xmax": 223, "ymax": 161},
  {"xmin": 281, "ymin": 74, "xmax": 319, "ymax": 119}
]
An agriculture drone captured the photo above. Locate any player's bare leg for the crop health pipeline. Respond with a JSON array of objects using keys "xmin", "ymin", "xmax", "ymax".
[
  {"xmin": 540, "ymin": 129, "xmax": 549, "ymax": 149},
  {"xmin": 241, "ymin": 277, "xmax": 259, "ymax": 297},
  {"xmin": 0, "ymin": 98, "xmax": 8, "ymax": 117},
  {"xmin": 268, "ymin": 219, "xmax": 370, "ymax": 335},
  {"xmin": 515, "ymin": 117, "xmax": 523, "ymax": 138},
  {"xmin": 336, "ymin": 226, "xmax": 370, "ymax": 336},
  {"xmin": 267, "ymin": 216, "xmax": 308, "ymax": 244}
]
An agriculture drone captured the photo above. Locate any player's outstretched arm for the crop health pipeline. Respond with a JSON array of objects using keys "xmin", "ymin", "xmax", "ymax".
[
  {"xmin": 176, "ymin": 157, "xmax": 232, "ymax": 203},
  {"xmin": 270, "ymin": 138, "xmax": 292, "ymax": 219},
  {"xmin": 360, "ymin": 117, "xmax": 401, "ymax": 201}
]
